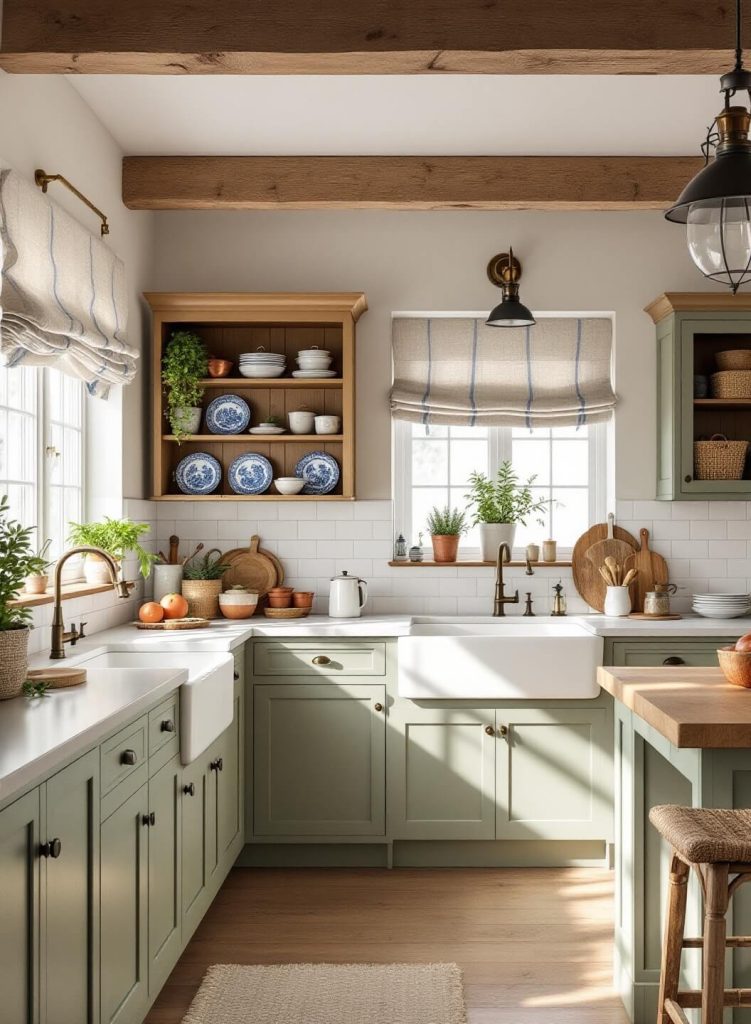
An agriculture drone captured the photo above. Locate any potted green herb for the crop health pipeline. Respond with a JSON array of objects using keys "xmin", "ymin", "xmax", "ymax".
[
  {"xmin": 68, "ymin": 517, "xmax": 157, "ymax": 584},
  {"xmin": 161, "ymin": 330, "xmax": 209, "ymax": 441},
  {"xmin": 0, "ymin": 495, "xmax": 40, "ymax": 699},
  {"xmin": 466, "ymin": 461, "xmax": 548, "ymax": 561},
  {"xmin": 426, "ymin": 506, "xmax": 468, "ymax": 563},
  {"xmin": 24, "ymin": 538, "xmax": 53, "ymax": 594},
  {"xmin": 182, "ymin": 549, "xmax": 229, "ymax": 618}
]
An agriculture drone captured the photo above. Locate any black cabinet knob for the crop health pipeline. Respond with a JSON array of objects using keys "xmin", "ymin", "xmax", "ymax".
[
  {"xmin": 210, "ymin": 757, "xmax": 224, "ymax": 772},
  {"xmin": 183, "ymin": 782, "xmax": 196, "ymax": 796},
  {"xmin": 234, "ymin": 671, "xmax": 240, "ymax": 681},
  {"xmin": 663, "ymin": 656, "xmax": 686, "ymax": 666},
  {"xmin": 121, "ymin": 749, "xmax": 137, "ymax": 766},
  {"xmin": 40, "ymin": 838, "xmax": 62, "ymax": 858},
  {"xmin": 142, "ymin": 811, "xmax": 156, "ymax": 827},
  {"xmin": 160, "ymin": 719, "xmax": 175, "ymax": 733}
]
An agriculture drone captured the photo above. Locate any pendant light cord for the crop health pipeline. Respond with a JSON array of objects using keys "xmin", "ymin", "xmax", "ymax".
[{"xmin": 736, "ymin": 0, "xmax": 744, "ymax": 72}]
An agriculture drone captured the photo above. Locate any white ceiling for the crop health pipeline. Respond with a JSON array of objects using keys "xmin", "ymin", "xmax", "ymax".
[{"xmin": 67, "ymin": 74, "xmax": 723, "ymax": 156}]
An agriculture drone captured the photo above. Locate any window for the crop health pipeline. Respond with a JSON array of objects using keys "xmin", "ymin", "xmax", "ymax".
[
  {"xmin": 0, "ymin": 364, "xmax": 85, "ymax": 559},
  {"xmin": 393, "ymin": 419, "xmax": 608, "ymax": 557}
]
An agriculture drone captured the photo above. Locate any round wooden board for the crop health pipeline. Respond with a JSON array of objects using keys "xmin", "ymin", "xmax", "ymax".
[
  {"xmin": 134, "ymin": 617, "xmax": 211, "ymax": 630},
  {"xmin": 572, "ymin": 522, "xmax": 638, "ymax": 613},
  {"xmin": 221, "ymin": 535, "xmax": 283, "ymax": 596},
  {"xmin": 27, "ymin": 667, "xmax": 87, "ymax": 688},
  {"xmin": 628, "ymin": 613, "xmax": 683, "ymax": 620}
]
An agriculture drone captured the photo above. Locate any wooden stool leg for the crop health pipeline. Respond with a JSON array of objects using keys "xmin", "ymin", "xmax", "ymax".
[
  {"xmin": 658, "ymin": 854, "xmax": 690, "ymax": 1024},
  {"xmin": 701, "ymin": 863, "xmax": 730, "ymax": 1024}
]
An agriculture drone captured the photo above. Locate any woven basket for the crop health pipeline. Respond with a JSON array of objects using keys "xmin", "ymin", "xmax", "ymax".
[
  {"xmin": 0, "ymin": 627, "xmax": 29, "ymax": 700},
  {"xmin": 694, "ymin": 434, "xmax": 749, "ymax": 480},
  {"xmin": 717, "ymin": 350, "xmax": 751, "ymax": 371},
  {"xmin": 710, "ymin": 370, "xmax": 751, "ymax": 399},
  {"xmin": 182, "ymin": 580, "xmax": 222, "ymax": 619}
]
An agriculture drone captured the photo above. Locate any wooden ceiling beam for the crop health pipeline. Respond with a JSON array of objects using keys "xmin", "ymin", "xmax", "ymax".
[
  {"xmin": 122, "ymin": 155, "xmax": 703, "ymax": 212},
  {"xmin": 0, "ymin": 1, "xmax": 746, "ymax": 75}
]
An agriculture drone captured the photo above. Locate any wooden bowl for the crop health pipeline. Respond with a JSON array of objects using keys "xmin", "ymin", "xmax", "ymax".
[{"xmin": 717, "ymin": 646, "xmax": 751, "ymax": 688}]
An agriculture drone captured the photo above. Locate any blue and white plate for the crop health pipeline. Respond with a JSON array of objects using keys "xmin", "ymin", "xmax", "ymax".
[
  {"xmin": 295, "ymin": 451, "xmax": 340, "ymax": 495},
  {"xmin": 205, "ymin": 394, "xmax": 251, "ymax": 434},
  {"xmin": 175, "ymin": 452, "xmax": 222, "ymax": 495},
  {"xmin": 228, "ymin": 453, "xmax": 273, "ymax": 495}
]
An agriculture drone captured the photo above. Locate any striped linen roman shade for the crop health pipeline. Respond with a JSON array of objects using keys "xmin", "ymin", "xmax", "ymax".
[{"xmin": 390, "ymin": 316, "xmax": 616, "ymax": 428}]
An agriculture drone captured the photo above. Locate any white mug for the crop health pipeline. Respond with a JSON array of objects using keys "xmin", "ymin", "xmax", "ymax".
[{"xmin": 315, "ymin": 415, "xmax": 341, "ymax": 435}]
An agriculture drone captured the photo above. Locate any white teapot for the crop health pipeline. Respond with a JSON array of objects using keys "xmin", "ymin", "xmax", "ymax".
[{"xmin": 328, "ymin": 570, "xmax": 368, "ymax": 618}]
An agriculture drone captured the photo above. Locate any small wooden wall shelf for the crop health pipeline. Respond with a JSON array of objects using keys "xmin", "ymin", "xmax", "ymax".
[
  {"xmin": 388, "ymin": 560, "xmax": 573, "ymax": 568},
  {"xmin": 146, "ymin": 292, "xmax": 366, "ymax": 500}
]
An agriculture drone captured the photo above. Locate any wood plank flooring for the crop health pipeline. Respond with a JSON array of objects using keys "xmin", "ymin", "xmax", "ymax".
[{"xmin": 146, "ymin": 867, "xmax": 630, "ymax": 1024}]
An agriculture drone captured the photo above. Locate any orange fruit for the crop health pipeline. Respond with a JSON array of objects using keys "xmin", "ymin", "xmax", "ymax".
[
  {"xmin": 161, "ymin": 593, "xmax": 189, "ymax": 619},
  {"xmin": 138, "ymin": 601, "xmax": 164, "ymax": 624}
]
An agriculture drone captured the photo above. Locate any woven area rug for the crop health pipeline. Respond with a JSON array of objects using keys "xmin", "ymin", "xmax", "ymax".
[{"xmin": 182, "ymin": 962, "xmax": 467, "ymax": 1024}]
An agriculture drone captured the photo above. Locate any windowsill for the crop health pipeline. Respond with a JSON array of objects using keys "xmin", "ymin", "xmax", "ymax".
[
  {"xmin": 10, "ymin": 580, "xmax": 135, "ymax": 609},
  {"xmin": 388, "ymin": 560, "xmax": 573, "ymax": 568}
]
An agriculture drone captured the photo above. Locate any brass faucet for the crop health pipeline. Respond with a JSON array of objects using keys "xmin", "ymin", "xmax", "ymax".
[
  {"xmin": 50, "ymin": 546, "xmax": 130, "ymax": 659},
  {"xmin": 493, "ymin": 543, "xmax": 519, "ymax": 617}
]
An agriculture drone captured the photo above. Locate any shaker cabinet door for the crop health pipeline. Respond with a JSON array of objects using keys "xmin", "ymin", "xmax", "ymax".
[
  {"xmin": 147, "ymin": 757, "xmax": 181, "ymax": 997},
  {"xmin": 0, "ymin": 789, "xmax": 41, "ymax": 1024}
]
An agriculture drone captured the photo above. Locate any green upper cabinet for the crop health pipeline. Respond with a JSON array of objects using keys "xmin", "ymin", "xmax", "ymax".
[{"xmin": 647, "ymin": 292, "xmax": 751, "ymax": 500}]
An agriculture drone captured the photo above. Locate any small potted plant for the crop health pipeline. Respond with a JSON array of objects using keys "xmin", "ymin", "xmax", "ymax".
[
  {"xmin": 24, "ymin": 538, "xmax": 53, "ymax": 594},
  {"xmin": 0, "ymin": 495, "xmax": 40, "ymax": 699},
  {"xmin": 161, "ymin": 330, "xmax": 209, "ymax": 441},
  {"xmin": 182, "ymin": 549, "xmax": 229, "ymax": 618},
  {"xmin": 68, "ymin": 517, "xmax": 157, "ymax": 584},
  {"xmin": 426, "ymin": 506, "xmax": 468, "ymax": 563},
  {"xmin": 466, "ymin": 461, "xmax": 548, "ymax": 561}
]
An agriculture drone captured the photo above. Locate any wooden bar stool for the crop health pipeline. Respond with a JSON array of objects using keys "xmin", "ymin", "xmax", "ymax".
[{"xmin": 650, "ymin": 804, "xmax": 751, "ymax": 1024}]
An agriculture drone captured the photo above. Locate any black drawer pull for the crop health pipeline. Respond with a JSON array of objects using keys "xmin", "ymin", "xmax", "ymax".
[
  {"xmin": 120, "ymin": 749, "xmax": 137, "ymax": 766},
  {"xmin": 160, "ymin": 719, "xmax": 175, "ymax": 733},
  {"xmin": 40, "ymin": 838, "xmax": 62, "ymax": 859},
  {"xmin": 183, "ymin": 782, "xmax": 196, "ymax": 796},
  {"xmin": 663, "ymin": 656, "xmax": 685, "ymax": 666}
]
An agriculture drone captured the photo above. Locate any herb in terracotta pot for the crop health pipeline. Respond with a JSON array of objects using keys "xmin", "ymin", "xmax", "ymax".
[
  {"xmin": 466, "ymin": 462, "xmax": 548, "ymax": 562},
  {"xmin": 68, "ymin": 518, "xmax": 157, "ymax": 583},
  {"xmin": 426, "ymin": 506, "xmax": 468, "ymax": 564},
  {"xmin": 161, "ymin": 330, "xmax": 209, "ymax": 442},
  {"xmin": 0, "ymin": 495, "xmax": 40, "ymax": 699}
]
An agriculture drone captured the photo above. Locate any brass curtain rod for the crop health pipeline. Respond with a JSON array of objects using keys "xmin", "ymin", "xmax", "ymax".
[{"xmin": 34, "ymin": 168, "xmax": 110, "ymax": 236}]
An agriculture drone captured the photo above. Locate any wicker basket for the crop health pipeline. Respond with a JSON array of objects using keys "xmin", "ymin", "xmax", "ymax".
[
  {"xmin": 694, "ymin": 434, "xmax": 749, "ymax": 480},
  {"xmin": 717, "ymin": 350, "xmax": 751, "ymax": 371},
  {"xmin": 0, "ymin": 626, "xmax": 29, "ymax": 700},
  {"xmin": 182, "ymin": 580, "xmax": 222, "ymax": 619},
  {"xmin": 710, "ymin": 371, "xmax": 751, "ymax": 399}
]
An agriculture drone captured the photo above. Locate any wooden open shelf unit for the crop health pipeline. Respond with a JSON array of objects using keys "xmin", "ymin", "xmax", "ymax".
[{"xmin": 147, "ymin": 292, "xmax": 367, "ymax": 501}]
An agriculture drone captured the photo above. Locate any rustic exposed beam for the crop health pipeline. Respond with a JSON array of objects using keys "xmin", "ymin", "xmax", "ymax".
[
  {"xmin": 0, "ymin": 1, "xmax": 746, "ymax": 74},
  {"xmin": 122, "ymin": 156, "xmax": 703, "ymax": 212}
]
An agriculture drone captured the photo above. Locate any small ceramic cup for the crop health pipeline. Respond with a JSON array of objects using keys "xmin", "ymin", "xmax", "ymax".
[
  {"xmin": 288, "ymin": 409, "xmax": 316, "ymax": 434},
  {"xmin": 314, "ymin": 415, "xmax": 341, "ymax": 435},
  {"xmin": 542, "ymin": 539, "xmax": 557, "ymax": 563},
  {"xmin": 526, "ymin": 544, "xmax": 540, "ymax": 563}
]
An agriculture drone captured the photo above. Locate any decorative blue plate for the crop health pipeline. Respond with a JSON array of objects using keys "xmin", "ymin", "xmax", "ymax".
[
  {"xmin": 228, "ymin": 452, "xmax": 273, "ymax": 495},
  {"xmin": 205, "ymin": 394, "xmax": 251, "ymax": 434},
  {"xmin": 175, "ymin": 452, "xmax": 222, "ymax": 495},
  {"xmin": 295, "ymin": 451, "xmax": 340, "ymax": 495}
]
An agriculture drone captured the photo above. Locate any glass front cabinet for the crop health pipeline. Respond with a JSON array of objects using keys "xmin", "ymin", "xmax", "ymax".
[{"xmin": 647, "ymin": 292, "xmax": 751, "ymax": 500}]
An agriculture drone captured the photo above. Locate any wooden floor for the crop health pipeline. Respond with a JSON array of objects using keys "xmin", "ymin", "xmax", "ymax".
[{"xmin": 146, "ymin": 867, "xmax": 630, "ymax": 1024}]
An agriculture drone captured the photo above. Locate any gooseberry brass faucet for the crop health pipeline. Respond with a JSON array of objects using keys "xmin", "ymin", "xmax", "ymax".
[
  {"xmin": 50, "ymin": 546, "xmax": 130, "ymax": 659},
  {"xmin": 493, "ymin": 542, "xmax": 519, "ymax": 617}
]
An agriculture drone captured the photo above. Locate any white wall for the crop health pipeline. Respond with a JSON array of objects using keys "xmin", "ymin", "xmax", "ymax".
[{"xmin": 152, "ymin": 208, "xmax": 705, "ymax": 500}]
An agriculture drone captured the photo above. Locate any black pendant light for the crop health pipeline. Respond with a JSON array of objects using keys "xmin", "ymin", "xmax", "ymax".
[
  {"xmin": 666, "ymin": 0, "xmax": 751, "ymax": 292},
  {"xmin": 486, "ymin": 248, "xmax": 536, "ymax": 328}
]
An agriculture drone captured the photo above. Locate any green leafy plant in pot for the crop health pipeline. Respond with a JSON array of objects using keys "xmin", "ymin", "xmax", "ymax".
[
  {"xmin": 68, "ymin": 518, "xmax": 157, "ymax": 584},
  {"xmin": 161, "ymin": 330, "xmax": 209, "ymax": 442},
  {"xmin": 0, "ymin": 495, "xmax": 41, "ymax": 699},
  {"xmin": 425, "ymin": 505, "xmax": 468, "ymax": 563},
  {"xmin": 24, "ymin": 537, "xmax": 53, "ymax": 594},
  {"xmin": 181, "ymin": 549, "xmax": 229, "ymax": 619},
  {"xmin": 466, "ymin": 461, "xmax": 548, "ymax": 562}
]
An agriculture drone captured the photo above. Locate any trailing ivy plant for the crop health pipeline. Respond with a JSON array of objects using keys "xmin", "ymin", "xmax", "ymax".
[
  {"xmin": 68, "ymin": 517, "xmax": 157, "ymax": 578},
  {"xmin": 425, "ymin": 505, "xmax": 468, "ymax": 537},
  {"xmin": 0, "ymin": 494, "xmax": 38, "ymax": 631},
  {"xmin": 465, "ymin": 461, "xmax": 548, "ymax": 526},
  {"xmin": 161, "ymin": 330, "xmax": 209, "ymax": 441}
]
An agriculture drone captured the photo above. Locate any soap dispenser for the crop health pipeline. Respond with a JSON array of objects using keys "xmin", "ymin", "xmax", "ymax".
[{"xmin": 551, "ymin": 580, "xmax": 567, "ymax": 617}]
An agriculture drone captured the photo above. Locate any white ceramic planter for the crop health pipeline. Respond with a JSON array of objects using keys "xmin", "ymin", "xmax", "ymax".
[
  {"xmin": 83, "ymin": 555, "xmax": 119, "ymax": 586},
  {"xmin": 604, "ymin": 586, "xmax": 632, "ymax": 617},
  {"xmin": 173, "ymin": 406, "xmax": 202, "ymax": 435},
  {"xmin": 25, "ymin": 574, "xmax": 49, "ymax": 594},
  {"xmin": 479, "ymin": 523, "xmax": 517, "ymax": 562}
]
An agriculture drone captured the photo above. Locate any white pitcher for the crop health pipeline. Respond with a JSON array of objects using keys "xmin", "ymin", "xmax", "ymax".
[{"xmin": 328, "ymin": 570, "xmax": 368, "ymax": 618}]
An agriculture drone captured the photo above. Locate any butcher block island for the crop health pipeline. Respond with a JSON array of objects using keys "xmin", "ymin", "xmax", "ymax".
[{"xmin": 599, "ymin": 664, "xmax": 751, "ymax": 1023}]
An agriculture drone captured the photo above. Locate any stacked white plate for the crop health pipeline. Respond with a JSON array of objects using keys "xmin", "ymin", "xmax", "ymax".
[
  {"xmin": 293, "ymin": 347, "xmax": 337, "ymax": 378},
  {"xmin": 239, "ymin": 351, "xmax": 286, "ymax": 378},
  {"xmin": 692, "ymin": 593, "xmax": 751, "ymax": 618}
]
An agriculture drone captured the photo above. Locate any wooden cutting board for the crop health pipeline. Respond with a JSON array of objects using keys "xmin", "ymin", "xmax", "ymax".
[
  {"xmin": 220, "ymin": 536, "xmax": 283, "ymax": 596},
  {"xmin": 624, "ymin": 528, "xmax": 669, "ymax": 613},
  {"xmin": 135, "ymin": 617, "xmax": 211, "ymax": 630},
  {"xmin": 572, "ymin": 521, "xmax": 638, "ymax": 613},
  {"xmin": 27, "ymin": 667, "xmax": 87, "ymax": 689},
  {"xmin": 585, "ymin": 513, "xmax": 636, "ymax": 579}
]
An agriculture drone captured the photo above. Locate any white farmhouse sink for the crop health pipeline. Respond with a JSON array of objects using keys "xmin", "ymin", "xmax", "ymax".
[
  {"xmin": 79, "ymin": 651, "xmax": 234, "ymax": 764},
  {"xmin": 398, "ymin": 620, "xmax": 603, "ymax": 699}
]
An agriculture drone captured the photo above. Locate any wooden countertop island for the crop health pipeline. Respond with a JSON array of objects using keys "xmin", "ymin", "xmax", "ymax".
[{"xmin": 598, "ymin": 665, "xmax": 751, "ymax": 748}]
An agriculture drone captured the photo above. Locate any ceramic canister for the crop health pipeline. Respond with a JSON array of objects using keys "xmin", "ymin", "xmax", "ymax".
[{"xmin": 152, "ymin": 563, "xmax": 184, "ymax": 603}]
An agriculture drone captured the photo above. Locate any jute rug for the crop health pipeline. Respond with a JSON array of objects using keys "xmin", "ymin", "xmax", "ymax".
[{"xmin": 182, "ymin": 962, "xmax": 467, "ymax": 1024}]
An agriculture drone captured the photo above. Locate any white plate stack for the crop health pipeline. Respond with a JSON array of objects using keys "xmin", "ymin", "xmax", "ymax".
[
  {"xmin": 692, "ymin": 593, "xmax": 751, "ymax": 618},
  {"xmin": 293, "ymin": 347, "xmax": 337, "ymax": 378},
  {"xmin": 239, "ymin": 351, "xmax": 286, "ymax": 378}
]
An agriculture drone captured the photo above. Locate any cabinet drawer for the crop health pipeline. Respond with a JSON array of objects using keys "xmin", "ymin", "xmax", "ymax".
[
  {"xmin": 253, "ymin": 642, "xmax": 386, "ymax": 677},
  {"xmin": 609, "ymin": 640, "xmax": 738, "ymax": 668},
  {"xmin": 100, "ymin": 716, "xmax": 148, "ymax": 795},
  {"xmin": 148, "ymin": 695, "xmax": 179, "ymax": 758}
]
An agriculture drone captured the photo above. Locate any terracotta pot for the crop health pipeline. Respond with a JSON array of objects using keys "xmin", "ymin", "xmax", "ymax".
[
  {"xmin": 292, "ymin": 591, "xmax": 314, "ymax": 609},
  {"xmin": 0, "ymin": 626, "xmax": 29, "ymax": 700},
  {"xmin": 431, "ymin": 534, "xmax": 460, "ymax": 563},
  {"xmin": 267, "ymin": 592, "xmax": 293, "ymax": 608},
  {"xmin": 25, "ymin": 574, "xmax": 49, "ymax": 594}
]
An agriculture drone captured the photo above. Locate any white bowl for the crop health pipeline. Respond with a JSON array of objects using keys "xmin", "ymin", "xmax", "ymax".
[
  {"xmin": 239, "ymin": 365, "xmax": 286, "ymax": 378},
  {"xmin": 314, "ymin": 415, "xmax": 341, "ymax": 434},
  {"xmin": 288, "ymin": 410, "xmax": 316, "ymax": 434},
  {"xmin": 274, "ymin": 477, "xmax": 305, "ymax": 495},
  {"xmin": 297, "ymin": 348, "xmax": 330, "ymax": 358}
]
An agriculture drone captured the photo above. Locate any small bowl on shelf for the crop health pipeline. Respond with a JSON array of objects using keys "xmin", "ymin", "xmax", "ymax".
[
  {"xmin": 267, "ymin": 586, "xmax": 294, "ymax": 609},
  {"xmin": 717, "ymin": 646, "xmax": 751, "ymax": 688},
  {"xmin": 207, "ymin": 358, "xmax": 233, "ymax": 378},
  {"xmin": 292, "ymin": 591, "xmax": 315, "ymax": 609},
  {"xmin": 314, "ymin": 415, "xmax": 341, "ymax": 435},
  {"xmin": 274, "ymin": 477, "xmax": 305, "ymax": 495},
  {"xmin": 218, "ymin": 587, "xmax": 258, "ymax": 619}
]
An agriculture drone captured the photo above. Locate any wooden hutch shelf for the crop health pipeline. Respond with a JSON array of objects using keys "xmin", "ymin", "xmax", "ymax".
[{"xmin": 146, "ymin": 292, "xmax": 366, "ymax": 501}]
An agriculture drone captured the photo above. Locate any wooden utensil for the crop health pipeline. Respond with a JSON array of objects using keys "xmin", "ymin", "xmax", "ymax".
[
  {"xmin": 572, "ymin": 521, "xmax": 638, "ymax": 613},
  {"xmin": 624, "ymin": 528, "xmax": 669, "ymax": 613},
  {"xmin": 181, "ymin": 542, "xmax": 204, "ymax": 567},
  {"xmin": 168, "ymin": 535, "xmax": 180, "ymax": 564},
  {"xmin": 27, "ymin": 667, "xmax": 87, "ymax": 689},
  {"xmin": 585, "ymin": 513, "xmax": 636, "ymax": 576},
  {"xmin": 220, "ymin": 536, "xmax": 283, "ymax": 598}
]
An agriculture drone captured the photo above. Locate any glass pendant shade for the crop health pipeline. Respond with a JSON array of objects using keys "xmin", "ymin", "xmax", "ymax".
[{"xmin": 486, "ymin": 296, "xmax": 536, "ymax": 328}]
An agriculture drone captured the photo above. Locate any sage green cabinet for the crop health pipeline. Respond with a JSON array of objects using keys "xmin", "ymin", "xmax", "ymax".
[
  {"xmin": 147, "ymin": 757, "xmax": 181, "ymax": 998},
  {"xmin": 608, "ymin": 638, "xmax": 739, "ymax": 668},
  {"xmin": 253, "ymin": 683, "xmax": 386, "ymax": 837},
  {"xmin": 214, "ymin": 681, "xmax": 243, "ymax": 865},
  {"xmin": 180, "ymin": 756, "xmax": 210, "ymax": 940},
  {"xmin": 0, "ymin": 788, "xmax": 40, "ymax": 1024}
]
